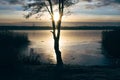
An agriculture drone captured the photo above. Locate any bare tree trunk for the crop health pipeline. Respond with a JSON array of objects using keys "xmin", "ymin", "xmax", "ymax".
[
  {"xmin": 48, "ymin": 0, "xmax": 64, "ymax": 67},
  {"xmin": 55, "ymin": 18, "xmax": 63, "ymax": 67},
  {"xmin": 51, "ymin": 18, "xmax": 63, "ymax": 67},
  {"xmin": 55, "ymin": 0, "xmax": 64, "ymax": 67},
  {"xmin": 54, "ymin": 38, "xmax": 63, "ymax": 67}
]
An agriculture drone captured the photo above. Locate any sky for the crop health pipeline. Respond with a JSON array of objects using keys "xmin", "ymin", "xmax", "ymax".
[{"xmin": 0, "ymin": 0, "xmax": 120, "ymax": 26}]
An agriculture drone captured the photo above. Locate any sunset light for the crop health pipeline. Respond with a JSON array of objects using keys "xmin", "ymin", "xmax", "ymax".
[
  {"xmin": 53, "ymin": 12, "xmax": 60, "ymax": 22},
  {"xmin": 1, "ymin": 0, "xmax": 120, "ymax": 79}
]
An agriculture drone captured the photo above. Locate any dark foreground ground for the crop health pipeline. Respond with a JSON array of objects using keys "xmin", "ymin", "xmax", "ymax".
[{"xmin": 0, "ymin": 65, "xmax": 120, "ymax": 80}]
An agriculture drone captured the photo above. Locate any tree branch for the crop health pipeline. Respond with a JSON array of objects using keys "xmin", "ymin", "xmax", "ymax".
[
  {"xmin": 56, "ymin": 0, "xmax": 64, "ymax": 40},
  {"xmin": 48, "ymin": 0, "xmax": 56, "ymax": 39},
  {"xmin": 45, "ymin": 3, "xmax": 52, "ymax": 17},
  {"xmin": 61, "ymin": 0, "xmax": 64, "ymax": 14}
]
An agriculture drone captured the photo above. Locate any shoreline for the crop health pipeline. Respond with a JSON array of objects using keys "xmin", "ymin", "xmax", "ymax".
[{"xmin": 0, "ymin": 26, "xmax": 120, "ymax": 30}]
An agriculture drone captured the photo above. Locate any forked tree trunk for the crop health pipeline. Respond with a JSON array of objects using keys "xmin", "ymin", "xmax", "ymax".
[
  {"xmin": 51, "ymin": 18, "xmax": 63, "ymax": 67},
  {"xmin": 48, "ymin": 0, "xmax": 64, "ymax": 67}
]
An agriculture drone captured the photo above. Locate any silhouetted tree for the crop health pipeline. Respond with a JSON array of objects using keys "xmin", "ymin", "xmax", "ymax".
[
  {"xmin": 24, "ymin": 0, "xmax": 77, "ymax": 67},
  {"xmin": 23, "ymin": 0, "xmax": 120, "ymax": 67}
]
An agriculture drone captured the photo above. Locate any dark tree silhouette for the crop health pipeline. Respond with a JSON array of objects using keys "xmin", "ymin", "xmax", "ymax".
[
  {"xmin": 23, "ymin": 0, "xmax": 120, "ymax": 67},
  {"xmin": 24, "ymin": 0, "xmax": 76, "ymax": 67}
]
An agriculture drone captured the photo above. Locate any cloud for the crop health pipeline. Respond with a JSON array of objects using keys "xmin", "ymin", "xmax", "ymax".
[
  {"xmin": 1, "ymin": 0, "xmax": 120, "ymax": 6},
  {"xmin": 77, "ymin": 0, "xmax": 120, "ymax": 9},
  {"xmin": 86, "ymin": 0, "xmax": 120, "ymax": 5},
  {"xmin": 0, "ymin": 0, "xmax": 25, "ymax": 5},
  {"xmin": 83, "ymin": 0, "xmax": 120, "ymax": 3},
  {"xmin": 0, "ymin": 0, "xmax": 120, "ymax": 11}
]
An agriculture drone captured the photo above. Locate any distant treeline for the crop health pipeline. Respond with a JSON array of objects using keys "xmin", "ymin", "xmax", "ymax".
[{"xmin": 0, "ymin": 26, "xmax": 120, "ymax": 30}]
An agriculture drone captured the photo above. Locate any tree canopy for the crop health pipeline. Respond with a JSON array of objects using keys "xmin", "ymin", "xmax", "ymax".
[{"xmin": 23, "ymin": 0, "xmax": 78, "ymax": 18}]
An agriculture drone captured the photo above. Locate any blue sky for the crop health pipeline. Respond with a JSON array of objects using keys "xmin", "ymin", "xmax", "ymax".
[{"xmin": 0, "ymin": 0, "xmax": 120, "ymax": 25}]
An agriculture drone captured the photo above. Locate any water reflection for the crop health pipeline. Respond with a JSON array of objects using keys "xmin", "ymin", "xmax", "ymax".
[{"xmin": 15, "ymin": 30, "xmax": 109, "ymax": 65}]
